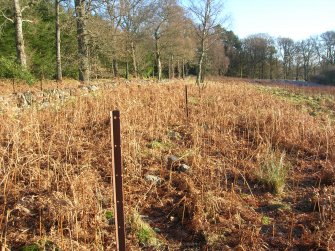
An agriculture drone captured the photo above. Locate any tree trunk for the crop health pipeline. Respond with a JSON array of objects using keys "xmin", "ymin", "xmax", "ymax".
[
  {"xmin": 182, "ymin": 59, "xmax": 185, "ymax": 79},
  {"xmin": 131, "ymin": 41, "xmax": 137, "ymax": 77},
  {"xmin": 304, "ymin": 63, "xmax": 309, "ymax": 81},
  {"xmin": 284, "ymin": 63, "xmax": 287, "ymax": 79},
  {"xmin": 13, "ymin": 0, "xmax": 27, "ymax": 68},
  {"xmin": 75, "ymin": 0, "xmax": 89, "ymax": 83},
  {"xmin": 295, "ymin": 64, "xmax": 299, "ymax": 80},
  {"xmin": 269, "ymin": 57, "xmax": 273, "ymax": 80},
  {"xmin": 185, "ymin": 62, "xmax": 188, "ymax": 77},
  {"xmin": 261, "ymin": 62, "xmax": 265, "ymax": 79},
  {"xmin": 55, "ymin": 0, "xmax": 62, "ymax": 81},
  {"xmin": 152, "ymin": 61, "xmax": 155, "ymax": 78},
  {"xmin": 155, "ymin": 38, "xmax": 162, "ymax": 81},
  {"xmin": 196, "ymin": 37, "xmax": 205, "ymax": 85},
  {"xmin": 171, "ymin": 54, "xmax": 174, "ymax": 79},
  {"xmin": 126, "ymin": 61, "xmax": 129, "ymax": 79},
  {"xmin": 168, "ymin": 57, "xmax": 171, "ymax": 79},
  {"xmin": 196, "ymin": 51, "xmax": 204, "ymax": 85},
  {"xmin": 157, "ymin": 53, "xmax": 162, "ymax": 81},
  {"xmin": 288, "ymin": 62, "xmax": 292, "ymax": 79},
  {"xmin": 113, "ymin": 59, "xmax": 118, "ymax": 77},
  {"xmin": 177, "ymin": 60, "xmax": 181, "ymax": 78}
]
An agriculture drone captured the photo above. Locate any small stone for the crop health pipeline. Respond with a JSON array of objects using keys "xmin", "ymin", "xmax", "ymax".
[
  {"xmin": 169, "ymin": 216, "xmax": 179, "ymax": 223},
  {"xmin": 39, "ymin": 101, "xmax": 50, "ymax": 109},
  {"xmin": 166, "ymin": 155, "xmax": 179, "ymax": 169},
  {"xmin": 24, "ymin": 92, "xmax": 33, "ymax": 105},
  {"xmin": 88, "ymin": 85, "xmax": 99, "ymax": 92},
  {"xmin": 79, "ymin": 86, "xmax": 89, "ymax": 91},
  {"xmin": 17, "ymin": 92, "xmax": 30, "ymax": 107},
  {"xmin": 168, "ymin": 130, "xmax": 181, "ymax": 140},
  {"xmin": 144, "ymin": 174, "xmax": 162, "ymax": 185},
  {"xmin": 178, "ymin": 164, "xmax": 190, "ymax": 172}
]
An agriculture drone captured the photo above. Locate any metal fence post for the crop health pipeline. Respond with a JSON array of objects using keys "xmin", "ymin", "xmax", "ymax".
[
  {"xmin": 110, "ymin": 110, "xmax": 126, "ymax": 251},
  {"xmin": 185, "ymin": 85, "xmax": 189, "ymax": 119}
]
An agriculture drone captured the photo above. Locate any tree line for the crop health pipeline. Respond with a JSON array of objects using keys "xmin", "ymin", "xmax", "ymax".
[
  {"xmin": 226, "ymin": 32, "xmax": 335, "ymax": 85},
  {"xmin": 0, "ymin": 0, "xmax": 334, "ymax": 85}
]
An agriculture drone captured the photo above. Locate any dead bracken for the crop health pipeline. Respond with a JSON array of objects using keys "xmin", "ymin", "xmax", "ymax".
[{"xmin": 0, "ymin": 79, "xmax": 334, "ymax": 250}]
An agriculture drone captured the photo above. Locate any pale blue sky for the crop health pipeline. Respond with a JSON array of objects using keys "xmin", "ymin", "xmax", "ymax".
[{"xmin": 225, "ymin": 0, "xmax": 335, "ymax": 40}]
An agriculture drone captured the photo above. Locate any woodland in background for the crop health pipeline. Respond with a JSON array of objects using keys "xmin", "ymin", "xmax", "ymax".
[{"xmin": 0, "ymin": 0, "xmax": 334, "ymax": 85}]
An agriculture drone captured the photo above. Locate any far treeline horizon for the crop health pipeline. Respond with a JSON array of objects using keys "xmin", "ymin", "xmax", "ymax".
[{"xmin": 0, "ymin": 0, "xmax": 334, "ymax": 85}]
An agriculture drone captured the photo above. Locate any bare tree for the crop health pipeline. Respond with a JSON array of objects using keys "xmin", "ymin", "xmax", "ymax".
[
  {"xmin": 154, "ymin": 20, "xmax": 163, "ymax": 80},
  {"xmin": 185, "ymin": 0, "xmax": 225, "ymax": 85},
  {"xmin": 13, "ymin": 0, "xmax": 28, "ymax": 68},
  {"xmin": 277, "ymin": 37, "xmax": 295, "ymax": 79},
  {"xmin": 242, "ymin": 34, "xmax": 274, "ymax": 79},
  {"xmin": 0, "ymin": 0, "xmax": 37, "ymax": 68},
  {"xmin": 207, "ymin": 25, "xmax": 229, "ymax": 76},
  {"xmin": 120, "ymin": 0, "xmax": 152, "ymax": 78},
  {"xmin": 55, "ymin": 0, "xmax": 62, "ymax": 81},
  {"xmin": 151, "ymin": 0, "xmax": 173, "ymax": 81},
  {"xmin": 293, "ymin": 42, "xmax": 302, "ymax": 80},
  {"xmin": 82, "ymin": 0, "xmax": 122, "ymax": 77},
  {"xmin": 1, "ymin": 0, "xmax": 36, "ymax": 68},
  {"xmin": 298, "ymin": 37, "xmax": 317, "ymax": 81},
  {"xmin": 149, "ymin": 0, "xmax": 196, "ymax": 81},
  {"xmin": 75, "ymin": 0, "xmax": 90, "ymax": 82},
  {"xmin": 320, "ymin": 31, "xmax": 335, "ymax": 65},
  {"xmin": 103, "ymin": 0, "xmax": 123, "ymax": 77}
]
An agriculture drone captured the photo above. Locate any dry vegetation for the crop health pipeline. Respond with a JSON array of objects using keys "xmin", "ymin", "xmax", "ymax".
[{"xmin": 0, "ymin": 79, "xmax": 335, "ymax": 250}]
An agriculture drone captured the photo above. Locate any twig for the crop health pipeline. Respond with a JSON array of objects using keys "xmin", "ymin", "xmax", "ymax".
[
  {"xmin": 135, "ymin": 182, "xmax": 155, "ymax": 209},
  {"xmin": 237, "ymin": 169, "xmax": 255, "ymax": 199},
  {"xmin": 1, "ymin": 11, "xmax": 13, "ymax": 23}
]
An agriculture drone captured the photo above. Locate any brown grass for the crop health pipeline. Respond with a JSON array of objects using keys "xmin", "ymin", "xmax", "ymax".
[{"xmin": 0, "ymin": 79, "xmax": 334, "ymax": 250}]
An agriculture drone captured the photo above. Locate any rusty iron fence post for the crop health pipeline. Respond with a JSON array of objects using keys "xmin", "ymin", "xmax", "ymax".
[
  {"xmin": 12, "ymin": 78, "xmax": 15, "ymax": 93},
  {"xmin": 185, "ymin": 85, "xmax": 189, "ymax": 119},
  {"xmin": 126, "ymin": 62, "xmax": 129, "ymax": 80},
  {"xmin": 110, "ymin": 110, "xmax": 126, "ymax": 251}
]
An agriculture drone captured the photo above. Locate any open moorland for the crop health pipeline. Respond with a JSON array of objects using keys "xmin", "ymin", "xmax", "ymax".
[{"xmin": 0, "ymin": 78, "xmax": 335, "ymax": 250}]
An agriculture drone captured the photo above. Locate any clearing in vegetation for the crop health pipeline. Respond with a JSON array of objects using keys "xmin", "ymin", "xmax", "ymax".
[{"xmin": 0, "ymin": 79, "xmax": 334, "ymax": 250}]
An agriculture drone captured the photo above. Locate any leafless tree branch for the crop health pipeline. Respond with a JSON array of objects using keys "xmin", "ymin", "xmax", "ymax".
[{"xmin": 1, "ymin": 11, "xmax": 13, "ymax": 23}]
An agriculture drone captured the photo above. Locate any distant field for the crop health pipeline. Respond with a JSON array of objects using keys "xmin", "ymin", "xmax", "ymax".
[{"xmin": 0, "ymin": 79, "xmax": 334, "ymax": 250}]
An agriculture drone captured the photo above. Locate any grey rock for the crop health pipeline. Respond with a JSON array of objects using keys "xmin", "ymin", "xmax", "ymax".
[
  {"xmin": 166, "ymin": 155, "xmax": 191, "ymax": 172},
  {"xmin": 108, "ymin": 82, "xmax": 117, "ymax": 89},
  {"xmin": 144, "ymin": 174, "xmax": 162, "ymax": 184},
  {"xmin": 17, "ymin": 92, "xmax": 33, "ymax": 107},
  {"xmin": 88, "ymin": 85, "xmax": 99, "ymax": 92},
  {"xmin": 167, "ymin": 130, "xmax": 181, "ymax": 140},
  {"xmin": 178, "ymin": 164, "xmax": 190, "ymax": 172},
  {"xmin": 79, "ymin": 86, "xmax": 89, "ymax": 91},
  {"xmin": 166, "ymin": 155, "xmax": 179, "ymax": 169},
  {"xmin": 39, "ymin": 101, "xmax": 50, "ymax": 109},
  {"xmin": 57, "ymin": 89, "xmax": 70, "ymax": 101},
  {"xmin": 24, "ymin": 92, "xmax": 33, "ymax": 105},
  {"xmin": 169, "ymin": 216, "xmax": 179, "ymax": 223},
  {"xmin": 79, "ymin": 85, "xmax": 99, "ymax": 92}
]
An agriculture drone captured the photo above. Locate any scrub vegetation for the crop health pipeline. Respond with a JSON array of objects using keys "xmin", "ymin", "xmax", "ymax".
[{"xmin": 0, "ymin": 78, "xmax": 334, "ymax": 250}]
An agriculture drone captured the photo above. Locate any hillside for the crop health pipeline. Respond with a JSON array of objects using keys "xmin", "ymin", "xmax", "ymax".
[{"xmin": 0, "ymin": 79, "xmax": 334, "ymax": 250}]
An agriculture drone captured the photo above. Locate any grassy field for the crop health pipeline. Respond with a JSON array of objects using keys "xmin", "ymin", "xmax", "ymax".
[{"xmin": 0, "ymin": 79, "xmax": 335, "ymax": 250}]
